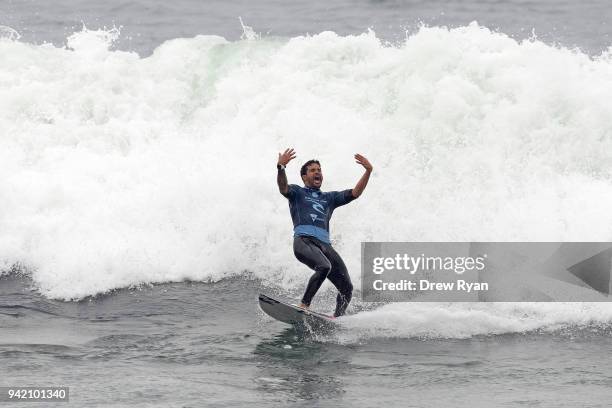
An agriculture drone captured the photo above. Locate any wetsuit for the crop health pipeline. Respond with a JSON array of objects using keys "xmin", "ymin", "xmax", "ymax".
[{"xmin": 282, "ymin": 184, "xmax": 355, "ymax": 316}]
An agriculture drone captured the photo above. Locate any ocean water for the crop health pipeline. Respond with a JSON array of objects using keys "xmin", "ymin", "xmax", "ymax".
[{"xmin": 2, "ymin": 0, "xmax": 612, "ymax": 406}]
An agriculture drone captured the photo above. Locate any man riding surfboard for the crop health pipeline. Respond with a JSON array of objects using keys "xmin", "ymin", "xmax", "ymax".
[{"xmin": 276, "ymin": 148, "xmax": 372, "ymax": 317}]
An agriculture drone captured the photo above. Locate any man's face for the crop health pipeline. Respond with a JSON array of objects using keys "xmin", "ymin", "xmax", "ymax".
[{"xmin": 302, "ymin": 163, "xmax": 323, "ymax": 189}]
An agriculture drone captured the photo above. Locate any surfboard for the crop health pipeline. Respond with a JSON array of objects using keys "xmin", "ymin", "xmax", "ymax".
[{"xmin": 258, "ymin": 293, "xmax": 337, "ymax": 331}]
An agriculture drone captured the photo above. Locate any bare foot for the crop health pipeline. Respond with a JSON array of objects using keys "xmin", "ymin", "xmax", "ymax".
[{"xmin": 298, "ymin": 303, "xmax": 310, "ymax": 310}]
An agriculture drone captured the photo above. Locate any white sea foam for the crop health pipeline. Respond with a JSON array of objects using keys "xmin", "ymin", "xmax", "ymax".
[
  {"xmin": 2, "ymin": 24, "xmax": 612, "ymax": 307},
  {"xmin": 336, "ymin": 302, "xmax": 612, "ymax": 340}
]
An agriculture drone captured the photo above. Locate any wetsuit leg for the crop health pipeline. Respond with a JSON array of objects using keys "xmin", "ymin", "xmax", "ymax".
[
  {"xmin": 320, "ymin": 245, "xmax": 353, "ymax": 317},
  {"xmin": 293, "ymin": 236, "xmax": 332, "ymax": 307}
]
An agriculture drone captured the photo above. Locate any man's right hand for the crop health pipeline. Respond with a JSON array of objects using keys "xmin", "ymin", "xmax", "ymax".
[{"xmin": 278, "ymin": 148, "xmax": 297, "ymax": 167}]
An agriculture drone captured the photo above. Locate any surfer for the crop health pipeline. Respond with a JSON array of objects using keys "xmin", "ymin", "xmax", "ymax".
[{"xmin": 276, "ymin": 148, "xmax": 372, "ymax": 317}]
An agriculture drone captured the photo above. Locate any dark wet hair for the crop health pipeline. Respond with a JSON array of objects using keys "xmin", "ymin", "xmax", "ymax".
[{"xmin": 300, "ymin": 160, "xmax": 321, "ymax": 176}]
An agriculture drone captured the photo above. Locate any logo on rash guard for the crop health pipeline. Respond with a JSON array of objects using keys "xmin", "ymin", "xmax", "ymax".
[{"xmin": 312, "ymin": 202, "xmax": 325, "ymax": 215}]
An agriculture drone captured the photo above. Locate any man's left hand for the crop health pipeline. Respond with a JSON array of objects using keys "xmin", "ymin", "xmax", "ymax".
[{"xmin": 355, "ymin": 154, "xmax": 373, "ymax": 172}]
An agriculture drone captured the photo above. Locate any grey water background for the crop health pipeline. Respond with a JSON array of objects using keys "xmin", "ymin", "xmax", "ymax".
[
  {"xmin": 2, "ymin": 0, "xmax": 612, "ymax": 55},
  {"xmin": 2, "ymin": 1, "xmax": 612, "ymax": 407},
  {"xmin": 3, "ymin": 275, "xmax": 612, "ymax": 407}
]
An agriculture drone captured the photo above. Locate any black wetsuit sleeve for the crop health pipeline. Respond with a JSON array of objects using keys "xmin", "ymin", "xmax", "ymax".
[
  {"xmin": 333, "ymin": 189, "xmax": 356, "ymax": 208},
  {"xmin": 282, "ymin": 184, "xmax": 298, "ymax": 199}
]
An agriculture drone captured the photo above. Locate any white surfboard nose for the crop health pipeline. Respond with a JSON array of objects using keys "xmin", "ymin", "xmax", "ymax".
[{"xmin": 258, "ymin": 293, "xmax": 336, "ymax": 331}]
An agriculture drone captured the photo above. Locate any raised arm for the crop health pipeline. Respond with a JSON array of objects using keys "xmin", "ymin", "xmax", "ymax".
[
  {"xmin": 277, "ymin": 148, "xmax": 297, "ymax": 195},
  {"xmin": 351, "ymin": 153, "xmax": 373, "ymax": 198}
]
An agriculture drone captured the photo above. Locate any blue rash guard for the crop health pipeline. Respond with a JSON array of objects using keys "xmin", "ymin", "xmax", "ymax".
[{"xmin": 283, "ymin": 184, "xmax": 356, "ymax": 244}]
